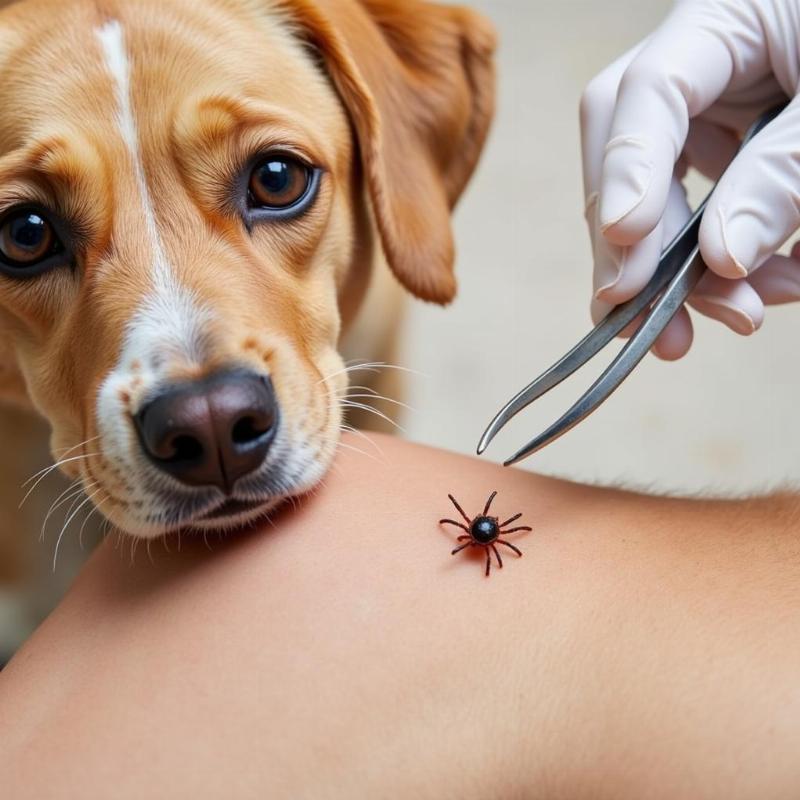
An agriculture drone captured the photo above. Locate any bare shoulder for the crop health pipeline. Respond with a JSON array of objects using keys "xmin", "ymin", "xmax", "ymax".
[{"xmin": 1, "ymin": 435, "xmax": 799, "ymax": 800}]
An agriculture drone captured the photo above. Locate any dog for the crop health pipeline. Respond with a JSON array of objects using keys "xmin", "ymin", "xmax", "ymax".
[{"xmin": 0, "ymin": 0, "xmax": 495, "ymax": 652}]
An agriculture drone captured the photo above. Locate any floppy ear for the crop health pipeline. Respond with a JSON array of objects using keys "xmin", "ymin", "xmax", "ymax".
[{"xmin": 277, "ymin": 0, "xmax": 496, "ymax": 304}]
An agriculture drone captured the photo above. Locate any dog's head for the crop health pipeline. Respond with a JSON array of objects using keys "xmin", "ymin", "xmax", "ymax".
[{"xmin": 0, "ymin": 0, "xmax": 494, "ymax": 536}]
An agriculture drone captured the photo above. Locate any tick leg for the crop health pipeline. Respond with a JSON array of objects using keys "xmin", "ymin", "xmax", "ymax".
[
  {"xmin": 500, "ymin": 526, "xmax": 532, "ymax": 535},
  {"xmin": 483, "ymin": 491, "xmax": 498, "ymax": 516},
  {"xmin": 440, "ymin": 518, "xmax": 470, "ymax": 534},
  {"xmin": 447, "ymin": 494, "xmax": 472, "ymax": 525},
  {"xmin": 484, "ymin": 547, "xmax": 492, "ymax": 577},
  {"xmin": 457, "ymin": 535, "xmax": 471, "ymax": 541},
  {"xmin": 491, "ymin": 543, "xmax": 503, "ymax": 569},
  {"xmin": 497, "ymin": 539, "xmax": 523, "ymax": 558},
  {"xmin": 451, "ymin": 542, "xmax": 472, "ymax": 556},
  {"xmin": 499, "ymin": 512, "xmax": 522, "ymax": 528}
]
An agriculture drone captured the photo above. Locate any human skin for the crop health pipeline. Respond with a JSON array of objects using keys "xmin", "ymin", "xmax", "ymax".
[{"xmin": 1, "ymin": 434, "xmax": 799, "ymax": 800}]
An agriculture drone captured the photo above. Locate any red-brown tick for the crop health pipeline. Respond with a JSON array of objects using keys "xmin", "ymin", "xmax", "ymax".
[{"xmin": 440, "ymin": 491, "xmax": 532, "ymax": 577}]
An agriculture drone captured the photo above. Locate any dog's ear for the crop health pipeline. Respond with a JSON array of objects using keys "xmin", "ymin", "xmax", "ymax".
[{"xmin": 278, "ymin": 0, "xmax": 496, "ymax": 303}]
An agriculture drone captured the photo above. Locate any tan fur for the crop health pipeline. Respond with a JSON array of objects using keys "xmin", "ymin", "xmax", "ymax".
[{"xmin": 0, "ymin": 0, "xmax": 495, "ymax": 638}]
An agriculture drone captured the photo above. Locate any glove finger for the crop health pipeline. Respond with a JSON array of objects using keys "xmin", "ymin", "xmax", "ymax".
[
  {"xmin": 581, "ymin": 44, "xmax": 645, "ymax": 203},
  {"xmin": 683, "ymin": 119, "xmax": 740, "ymax": 181},
  {"xmin": 590, "ymin": 294, "xmax": 615, "ymax": 327},
  {"xmin": 593, "ymin": 221, "xmax": 664, "ymax": 303},
  {"xmin": 700, "ymin": 73, "xmax": 788, "ymax": 133},
  {"xmin": 582, "ymin": 46, "xmax": 645, "ymax": 301},
  {"xmin": 652, "ymin": 307, "xmax": 694, "ymax": 361},
  {"xmin": 596, "ymin": 178, "xmax": 691, "ymax": 304},
  {"xmin": 747, "ymin": 248, "xmax": 800, "ymax": 305},
  {"xmin": 700, "ymin": 96, "xmax": 800, "ymax": 279},
  {"xmin": 651, "ymin": 180, "xmax": 694, "ymax": 361},
  {"xmin": 662, "ymin": 176, "xmax": 693, "ymax": 244},
  {"xmin": 593, "ymin": 179, "xmax": 693, "ymax": 359},
  {"xmin": 689, "ymin": 273, "xmax": 764, "ymax": 335},
  {"xmin": 592, "ymin": 292, "xmax": 693, "ymax": 361},
  {"xmin": 587, "ymin": 193, "xmax": 622, "ymax": 299},
  {"xmin": 600, "ymin": 1, "xmax": 769, "ymax": 247}
]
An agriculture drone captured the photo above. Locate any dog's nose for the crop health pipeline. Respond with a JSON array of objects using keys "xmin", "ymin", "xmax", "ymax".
[{"xmin": 134, "ymin": 370, "xmax": 279, "ymax": 492}]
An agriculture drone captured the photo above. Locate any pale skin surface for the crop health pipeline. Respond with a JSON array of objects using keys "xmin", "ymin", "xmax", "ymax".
[{"xmin": 1, "ymin": 434, "xmax": 799, "ymax": 800}]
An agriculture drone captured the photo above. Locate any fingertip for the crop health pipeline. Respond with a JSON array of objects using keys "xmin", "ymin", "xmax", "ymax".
[
  {"xmin": 600, "ymin": 218, "xmax": 652, "ymax": 248},
  {"xmin": 690, "ymin": 275, "xmax": 764, "ymax": 335},
  {"xmin": 651, "ymin": 308, "xmax": 693, "ymax": 361},
  {"xmin": 591, "ymin": 238, "xmax": 624, "ymax": 300},
  {"xmin": 746, "ymin": 254, "xmax": 800, "ymax": 306},
  {"xmin": 599, "ymin": 136, "xmax": 672, "ymax": 246},
  {"xmin": 595, "ymin": 223, "xmax": 664, "ymax": 303},
  {"xmin": 699, "ymin": 207, "xmax": 750, "ymax": 279},
  {"xmin": 691, "ymin": 297, "xmax": 759, "ymax": 335},
  {"xmin": 699, "ymin": 100, "xmax": 800, "ymax": 280},
  {"xmin": 590, "ymin": 296, "xmax": 613, "ymax": 326}
]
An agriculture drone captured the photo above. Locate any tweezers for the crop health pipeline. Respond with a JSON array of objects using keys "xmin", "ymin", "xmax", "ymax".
[{"xmin": 478, "ymin": 104, "xmax": 785, "ymax": 467}]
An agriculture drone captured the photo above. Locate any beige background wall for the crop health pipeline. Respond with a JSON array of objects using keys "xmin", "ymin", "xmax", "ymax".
[{"xmin": 399, "ymin": 0, "xmax": 799, "ymax": 495}]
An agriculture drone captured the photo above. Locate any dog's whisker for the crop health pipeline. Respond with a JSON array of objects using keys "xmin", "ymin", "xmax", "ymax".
[
  {"xmin": 22, "ymin": 452, "xmax": 100, "ymax": 488},
  {"xmin": 339, "ymin": 423, "xmax": 386, "ymax": 458},
  {"xmin": 52, "ymin": 486, "xmax": 105, "ymax": 572},
  {"xmin": 345, "ymin": 361, "xmax": 428, "ymax": 378},
  {"xmin": 344, "ymin": 384, "xmax": 380, "ymax": 396},
  {"xmin": 342, "ymin": 393, "xmax": 414, "ymax": 412},
  {"xmin": 39, "ymin": 477, "xmax": 81, "ymax": 516},
  {"xmin": 317, "ymin": 364, "xmax": 371, "ymax": 385},
  {"xmin": 335, "ymin": 439, "xmax": 379, "ymax": 462},
  {"xmin": 40, "ymin": 480, "xmax": 97, "ymax": 543},
  {"xmin": 20, "ymin": 452, "xmax": 101, "ymax": 506},
  {"xmin": 52, "ymin": 435, "xmax": 101, "ymax": 459},
  {"xmin": 313, "ymin": 429, "xmax": 380, "ymax": 464},
  {"xmin": 318, "ymin": 360, "xmax": 426, "ymax": 386},
  {"xmin": 78, "ymin": 497, "xmax": 108, "ymax": 551},
  {"xmin": 339, "ymin": 400, "xmax": 407, "ymax": 433},
  {"xmin": 62, "ymin": 481, "xmax": 98, "ymax": 522}
]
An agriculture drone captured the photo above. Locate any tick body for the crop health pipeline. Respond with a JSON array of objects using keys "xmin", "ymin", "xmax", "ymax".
[{"xmin": 440, "ymin": 491, "xmax": 532, "ymax": 577}]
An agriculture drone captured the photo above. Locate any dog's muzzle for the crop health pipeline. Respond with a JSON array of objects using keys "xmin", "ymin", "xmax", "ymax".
[{"xmin": 134, "ymin": 368, "xmax": 279, "ymax": 493}]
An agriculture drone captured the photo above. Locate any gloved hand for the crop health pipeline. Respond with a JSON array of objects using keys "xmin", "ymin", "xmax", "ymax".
[{"xmin": 581, "ymin": 0, "xmax": 800, "ymax": 360}]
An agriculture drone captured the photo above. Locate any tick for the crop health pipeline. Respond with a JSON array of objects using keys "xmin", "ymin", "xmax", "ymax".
[{"xmin": 440, "ymin": 491, "xmax": 532, "ymax": 577}]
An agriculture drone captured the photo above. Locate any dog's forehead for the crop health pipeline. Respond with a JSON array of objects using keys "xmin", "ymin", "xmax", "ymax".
[
  {"xmin": 0, "ymin": 0, "xmax": 332, "ymax": 147},
  {"xmin": 0, "ymin": 0, "xmax": 352, "ymax": 393}
]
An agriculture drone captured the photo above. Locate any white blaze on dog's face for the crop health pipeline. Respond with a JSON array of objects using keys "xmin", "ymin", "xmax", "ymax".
[{"xmin": 0, "ymin": 0, "xmax": 495, "ymax": 537}]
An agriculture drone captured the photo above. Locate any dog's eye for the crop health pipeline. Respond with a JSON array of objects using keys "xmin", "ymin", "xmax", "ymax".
[
  {"xmin": 248, "ymin": 156, "xmax": 312, "ymax": 210},
  {"xmin": 0, "ymin": 208, "xmax": 64, "ymax": 276}
]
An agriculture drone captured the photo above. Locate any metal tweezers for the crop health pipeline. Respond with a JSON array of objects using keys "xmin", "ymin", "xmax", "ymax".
[{"xmin": 478, "ymin": 104, "xmax": 785, "ymax": 467}]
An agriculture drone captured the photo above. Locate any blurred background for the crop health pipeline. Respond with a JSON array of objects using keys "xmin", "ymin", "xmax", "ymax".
[{"xmin": 402, "ymin": 0, "xmax": 800, "ymax": 495}]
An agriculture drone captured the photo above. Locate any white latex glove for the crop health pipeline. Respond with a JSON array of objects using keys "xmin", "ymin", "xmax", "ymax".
[{"xmin": 581, "ymin": 0, "xmax": 800, "ymax": 360}]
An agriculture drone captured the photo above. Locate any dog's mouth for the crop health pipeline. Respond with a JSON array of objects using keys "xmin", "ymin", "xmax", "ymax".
[{"xmin": 199, "ymin": 497, "xmax": 266, "ymax": 521}]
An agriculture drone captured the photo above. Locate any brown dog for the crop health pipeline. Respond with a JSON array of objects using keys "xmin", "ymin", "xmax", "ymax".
[{"xmin": 0, "ymin": 0, "xmax": 495, "ymax": 647}]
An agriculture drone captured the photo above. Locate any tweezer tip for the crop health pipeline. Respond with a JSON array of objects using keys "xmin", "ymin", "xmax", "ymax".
[
  {"xmin": 503, "ymin": 440, "xmax": 543, "ymax": 467},
  {"xmin": 476, "ymin": 423, "xmax": 500, "ymax": 456}
]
